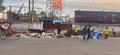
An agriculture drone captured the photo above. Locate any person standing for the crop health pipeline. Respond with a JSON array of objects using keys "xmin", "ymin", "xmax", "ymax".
[
  {"xmin": 83, "ymin": 25, "xmax": 87, "ymax": 40},
  {"xmin": 112, "ymin": 29, "xmax": 116, "ymax": 37},
  {"xmin": 57, "ymin": 27, "xmax": 62, "ymax": 35},
  {"xmin": 67, "ymin": 26, "xmax": 72, "ymax": 38},
  {"xmin": 73, "ymin": 26, "xmax": 79, "ymax": 39},
  {"xmin": 90, "ymin": 28, "xmax": 95, "ymax": 39},
  {"xmin": 104, "ymin": 27, "xmax": 110, "ymax": 39},
  {"xmin": 87, "ymin": 26, "xmax": 91, "ymax": 40},
  {"xmin": 1, "ymin": 22, "xmax": 9, "ymax": 35},
  {"xmin": 8, "ymin": 23, "xmax": 13, "ymax": 37}
]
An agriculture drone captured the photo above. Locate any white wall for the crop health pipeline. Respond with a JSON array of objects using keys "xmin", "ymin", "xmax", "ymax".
[
  {"xmin": 13, "ymin": 23, "xmax": 43, "ymax": 30},
  {"xmin": 0, "ymin": 12, "xmax": 7, "ymax": 20}
]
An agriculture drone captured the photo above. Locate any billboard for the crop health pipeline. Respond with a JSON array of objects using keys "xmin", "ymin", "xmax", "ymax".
[
  {"xmin": 53, "ymin": 0, "xmax": 62, "ymax": 11},
  {"xmin": 75, "ymin": 11, "xmax": 120, "ymax": 24}
]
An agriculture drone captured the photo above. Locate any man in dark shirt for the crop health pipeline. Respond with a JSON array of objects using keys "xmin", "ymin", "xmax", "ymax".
[
  {"xmin": 87, "ymin": 26, "xmax": 91, "ymax": 40},
  {"xmin": 83, "ymin": 25, "xmax": 87, "ymax": 40}
]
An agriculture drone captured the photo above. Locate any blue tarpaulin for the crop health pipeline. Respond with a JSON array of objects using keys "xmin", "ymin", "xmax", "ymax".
[{"xmin": 93, "ymin": 32, "xmax": 100, "ymax": 39}]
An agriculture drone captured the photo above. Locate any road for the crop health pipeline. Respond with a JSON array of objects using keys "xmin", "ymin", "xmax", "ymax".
[{"xmin": 0, "ymin": 38, "xmax": 120, "ymax": 55}]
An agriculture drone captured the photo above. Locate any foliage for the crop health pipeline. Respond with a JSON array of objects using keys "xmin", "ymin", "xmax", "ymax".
[
  {"xmin": 26, "ymin": 10, "xmax": 39, "ymax": 23},
  {"xmin": 31, "ymin": 10, "xmax": 38, "ymax": 19},
  {"xmin": 0, "ymin": 0, "xmax": 5, "ymax": 12},
  {"xmin": 6, "ymin": 11, "xmax": 15, "ymax": 19},
  {"xmin": 0, "ymin": 5, "xmax": 5, "ymax": 12},
  {"xmin": 40, "ymin": 11, "xmax": 46, "ymax": 18},
  {"xmin": 66, "ymin": 20, "xmax": 73, "ymax": 24}
]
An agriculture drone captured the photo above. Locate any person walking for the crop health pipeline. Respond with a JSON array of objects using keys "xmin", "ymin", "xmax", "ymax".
[{"xmin": 104, "ymin": 27, "xmax": 110, "ymax": 39}]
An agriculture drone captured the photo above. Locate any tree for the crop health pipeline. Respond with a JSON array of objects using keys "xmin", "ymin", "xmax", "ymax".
[
  {"xmin": 7, "ymin": 11, "xmax": 14, "ymax": 20},
  {"xmin": 26, "ymin": 10, "xmax": 38, "ymax": 23},
  {"xmin": 66, "ymin": 20, "xmax": 73, "ymax": 24},
  {"xmin": 31, "ymin": 10, "xmax": 38, "ymax": 19},
  {"xmin": 40, "ymin": 11, "xmax": 46, "ymax": 18},
  {"xmin": 7, "ymin": 11, "xmax": 20, "ymax": 22},
  {"xmin": 0, "ymin": 0, "xmax": 5, "ymax": 12}
]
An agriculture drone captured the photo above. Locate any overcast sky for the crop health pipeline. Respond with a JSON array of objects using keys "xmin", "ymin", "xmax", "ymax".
[{"xmin": 3, "ymin": 0, "xmax": 120, "ymax": 17}]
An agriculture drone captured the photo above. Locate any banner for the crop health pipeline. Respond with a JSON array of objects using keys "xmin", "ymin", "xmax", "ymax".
[
  {"xmin": 75, "ymin": 11, "xmax": 120, "ymax": 24},
  {"xmin": 53, "ymin": 0, "xmax": 62, "ymax": 11}
]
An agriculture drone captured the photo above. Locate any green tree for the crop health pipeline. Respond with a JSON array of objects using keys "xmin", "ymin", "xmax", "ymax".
[
  {"xmin": 26, "ymin": 10, "xmax": 38, "ymax": 23},
  {"xmin": 31, "ymin": 10, "xmax": 38, "ymax": 19},
  {"xmin": 6, "ymin": 11, "xmax": 15, "ymax": 20},
  {"xmin": 66, "ymin": 20, "xmax": 73, "ymax": 24},
  {"xmin": 40, "ymin": 11, "xmax": 46, "ymax": 18},
  {"xmin": 0, "ymin": 0, "xmax": 5, "ymax": 12}
]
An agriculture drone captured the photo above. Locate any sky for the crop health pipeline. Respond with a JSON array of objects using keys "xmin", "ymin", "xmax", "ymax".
[{"xmin": 3, "ymin": 0, "xmax": 120, "ymax": 17}]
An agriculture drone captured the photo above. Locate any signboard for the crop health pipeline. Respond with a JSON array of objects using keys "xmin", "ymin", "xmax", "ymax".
[
  {"xmin": 75, "ymin": 11, "xmax": 120, "ymax": 24},
  {"xmin": 43, "ymin": 24, "xmax": 72, "ymax": 29}
]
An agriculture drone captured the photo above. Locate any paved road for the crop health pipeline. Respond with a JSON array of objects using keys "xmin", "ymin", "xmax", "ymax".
[{"xmin": 0, "ymin": 38, "xmax": 120, "ymax": 55}]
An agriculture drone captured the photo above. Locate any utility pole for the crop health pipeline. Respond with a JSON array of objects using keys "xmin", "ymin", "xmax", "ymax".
[
  {"xmin": 28, "ymin": 0, "xmax": 31, "ymax": 29},
  {"xmin": 32, "ymin": 0, "xmax": 34, "ymax": 24},
  {"xmin": 46, "ymin": 0, "xmax": 54, "ymax": 18},
  {"xmin": 30, "ymin": 0, "xmax": 34, "ymax": 28},
  {"xmin": 32, "ymin": 0, "xmax": 34, "ymax": 11},
  {"xmin": 9, "ymin": 6, "xmax": 12, "ymax": 21},
  {"xmin": 37, "ymin": 8, "xmax": 42, "ymax": 18}
]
